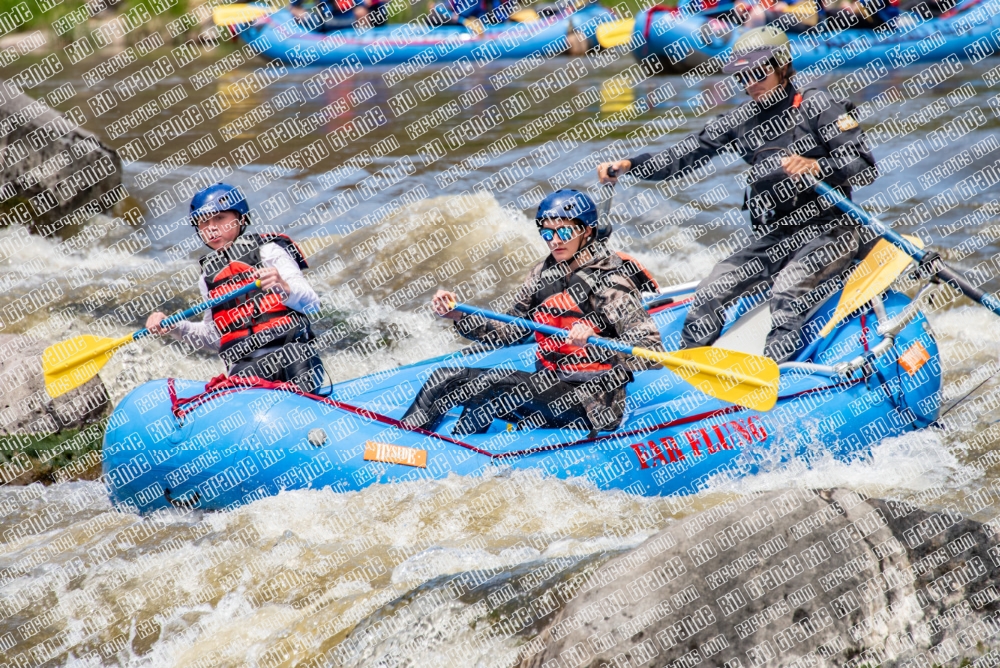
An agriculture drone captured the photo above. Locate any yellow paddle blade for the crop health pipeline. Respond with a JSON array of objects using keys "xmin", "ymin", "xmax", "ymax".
[
  {"xmin": 43, "ymin": 334, "xmax": 134, "ymax": 399},
  {"xmin": 596, "ymin": 18, "xmax": 635, "ymax": 48},
  {"xmin": 463, "ymin": 17, "xmax": 485, "ymax": 34},
  {"xmin": 508, "ymin": 8, "xmax": 539, "ymax": 22},
  {"xmin": 213, "ymin": 4, "xmax": 274, "ymax": 26},
  {"xmin": 600, "ymin": 77, "xmax": 634, "ymax": 114},
  {"xmin": 633, "ymin": 346, "xmax": 780, "ymax": 412},
  {"xmin": 818, "ymin": 235, "xmax": 924, "ymax": 337}
]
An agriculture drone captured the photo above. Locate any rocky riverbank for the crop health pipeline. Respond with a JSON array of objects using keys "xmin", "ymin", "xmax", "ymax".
[
  {"xmin": 0, "ymin": 78, "xmax": 119, "ymax": 482},
  {"xmin": 519, "ymin": 488, "xmax": 1000, "ymax": 668},
  {"xmin": 0, "ymin": 334, "xmax": 109, "ymax": 485},
  {"xmin": 0, "ymin": 78, "xmax": 122, "ymax": 232}
]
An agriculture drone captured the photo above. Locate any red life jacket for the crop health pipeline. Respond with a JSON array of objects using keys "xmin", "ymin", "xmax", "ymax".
[
  {"xmin": 200, "ymin": 233, "xmax": 311, "ymax": 359},
  {"xmin": 530, "ymin": 251, "xmax": 659, "ymax": 376}
]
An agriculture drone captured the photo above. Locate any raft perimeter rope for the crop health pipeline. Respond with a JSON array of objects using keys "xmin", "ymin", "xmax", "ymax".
[{"xmin": 164, "ymin": 374, "xmax": 860, "ymax": 460}]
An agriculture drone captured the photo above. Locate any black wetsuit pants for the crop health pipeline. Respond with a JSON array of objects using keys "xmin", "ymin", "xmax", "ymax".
[
  {"xmin": 227, "ymin": 339, "xmax": 325, "ymax": 394},
  {"xmin": 681, "ymin": 224, "xmax": 860, "ymax": 363},
  {"xmin": 401, "ymin": 367, "xmax": 592, "ymax": 436}
]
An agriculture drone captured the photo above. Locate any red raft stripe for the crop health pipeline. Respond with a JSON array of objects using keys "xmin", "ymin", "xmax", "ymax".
[{"xmin": 163, "ymin": 374, "xmax": 859, "ymax": 461}]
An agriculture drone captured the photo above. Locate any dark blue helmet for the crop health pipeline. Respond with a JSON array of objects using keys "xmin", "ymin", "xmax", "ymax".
[
  {"xmin": 535, "ymin": 189, "xmax": 598, "ymax": 229},
  {"xmin": 190, "ymin": 183, "xmax": 250, "ymax": 226}
]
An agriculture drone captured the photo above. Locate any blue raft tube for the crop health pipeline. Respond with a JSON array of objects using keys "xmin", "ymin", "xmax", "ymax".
[
  {"xmin": 233, "ymin": 0, "xmax": 614, "ymax": 66},
  {"xmin": 631, "ymin": 0, "xmax": 1000, "ymax": 73},
  {"xmin": 103, "ymin": 264, "xmax": 944, "ymax": 514}
]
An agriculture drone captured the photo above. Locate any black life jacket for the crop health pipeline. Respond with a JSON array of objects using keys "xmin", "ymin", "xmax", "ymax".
[
  {"xmin": 743, "ymin": 88, "xmax": 862, "ymax": 229},
  {"xmin": 199, "ymin": 233, "xmax": 311, "ymax": 359},
  {"xmin": 530, "ymin": 250, "xmax": 658, "ymax": 375}
]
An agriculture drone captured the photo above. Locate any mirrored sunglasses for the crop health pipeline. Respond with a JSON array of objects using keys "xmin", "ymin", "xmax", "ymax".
[{"xmin": 539, "ymin": 226, "xmax": 580, "ymax": 242}]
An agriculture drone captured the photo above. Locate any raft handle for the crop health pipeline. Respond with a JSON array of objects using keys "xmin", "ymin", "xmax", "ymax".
[
  {"xmin": 833, "ymin": 281, "xmax": 939, "ymax": 378},
  {"xmin": 871, "ymin": 293, "xmax": 889, "ymax": 331},
  {"xmin": 308, "ymin": 428, "xmax": 328, "ymax": 447},
  {"xmin": 874, "ymin": 282, "xmax": 936, "ymax": 339},
  {"xmin": 164, "ymin": 488, "xmax": 201, "ymax": 509},
  {"xmin": 778, "ymin": 361, "xmax": 839, "ymax": 377}
]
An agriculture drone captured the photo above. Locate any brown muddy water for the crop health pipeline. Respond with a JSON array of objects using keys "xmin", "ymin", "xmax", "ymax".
[{"xmin": 2, "ymin": 36, "xmax": 1000, "ymax": 667}]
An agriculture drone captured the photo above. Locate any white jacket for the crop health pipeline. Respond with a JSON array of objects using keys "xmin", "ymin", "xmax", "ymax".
[{"xmin": 169, "ymin": 242, "xmax": 321, "ymax": 352}]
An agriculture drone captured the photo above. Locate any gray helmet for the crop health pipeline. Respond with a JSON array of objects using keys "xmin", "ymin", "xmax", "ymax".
[{"xmin": 722, "ymin": 27, "xmax": 792, "ymax": 74}]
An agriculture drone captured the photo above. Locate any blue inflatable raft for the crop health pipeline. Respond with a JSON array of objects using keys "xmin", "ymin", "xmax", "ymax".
[
  {"xmin": 234, "ymin": 2, "xmax": 613, "ymax": 66},
  {"xmin": 103, "ymin": 277, "xmax": 942, "ymax": 514},
  {"xmin": 631, "ymin": 0, "xmax": 1000, "ymax": 73}
]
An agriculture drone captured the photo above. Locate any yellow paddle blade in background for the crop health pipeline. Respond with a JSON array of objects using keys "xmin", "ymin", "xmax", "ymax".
[
  {"xmin": 508, "ymin": 8, "xmax": 539, "ymax": 22},
  {"xmin": 600, "ymin": 76, "xmax": 635, "ymax": 114},
  {"xmin": 633, "ymin": 346, "xmax": 780, "ymax": 412},
  {"xmin": 463, "ymin": 17, "xmax": 485, "ymax": 34},
  {"xmin": 818, "ymin": 235, "xmax": 925, "ymax": 337},
  {"xmin": 596, "ymin": 18, "xmax": 635, "ymax": 48},
  {"xmin": 43, "ymin": 334, "xmax": 134, "ymax": 399},
  {"xmin": 213, "ymin": 4, "xmax": 275, "ymax": 26}
]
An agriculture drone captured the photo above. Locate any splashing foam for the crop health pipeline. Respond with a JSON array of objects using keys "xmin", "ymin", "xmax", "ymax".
[
  {"xmin": 928, "ymin": 305, "xmax": 1000, "ymax": 370},
  {"xmin": 308, "ymin": 193, "xmax": 553, "ymax": 381},
  {"xmin": 351, "ymin": 192, "xmax": 545, "ymax": 299},
  {"xmin": 0, "ymin": 470, "xmax": 673, "ymax": 667},
  {"xmin": 619, "ymin": 224, "xmax": 716, "ymax": 289},
  {"xmin": 0, "ymin": 218, "xmax": 148, "ymax": 274},
  {"xmin": 708, "ymin": 429, "xmax": 966, "ymax": 498}
]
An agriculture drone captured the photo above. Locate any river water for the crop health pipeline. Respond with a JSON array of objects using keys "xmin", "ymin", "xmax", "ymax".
[{"xmin": 2, "ymin": 38, "xmax": 1000, "ymax": 667}]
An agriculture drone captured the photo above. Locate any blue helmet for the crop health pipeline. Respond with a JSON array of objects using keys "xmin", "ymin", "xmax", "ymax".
[
  {"xmin": 190, "ymin": 183, "xmax": 250, "ymax": 227},
  {"xmin": 535, "ymin": 189, "xmax": 598, "ymax": 229}
]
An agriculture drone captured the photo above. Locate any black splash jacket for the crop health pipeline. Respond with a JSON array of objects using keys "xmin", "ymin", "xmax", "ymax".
[{"xmin": 628, "ymin": 85, "xmax": 877, "ymax": 231}]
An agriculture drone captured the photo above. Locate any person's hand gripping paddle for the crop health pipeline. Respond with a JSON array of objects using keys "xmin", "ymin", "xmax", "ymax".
[
  {"xmin": 42, "ymin": 280, "xmax": 262, "ymax": 399},
  {"xmin": 448, "ymin": 302, "xmax": 780, "ymax": 411},
  {"xmin": 809, "ymin": 177, "xmax": 1000, "ymax": 320}
]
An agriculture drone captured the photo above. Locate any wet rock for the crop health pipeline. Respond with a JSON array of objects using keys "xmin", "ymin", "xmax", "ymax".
[
  {"xmin": 0, "ymin": 78, "xmax": 122, "ymax": 231},
  {"xmin": 521, "ymin": 488, "xmax": 1000, "ymax": 668},
  {"xmin": 0, "ymin": 334, "xmax": 109, "ymax": 483}
]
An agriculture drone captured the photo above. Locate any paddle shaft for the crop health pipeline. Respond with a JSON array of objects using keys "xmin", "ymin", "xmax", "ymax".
[
  {"xmin": 812, "ymin": 179, "xmax": 1000, "ymax": 317},
  {"xmin": 596, "ymin": 168, "xmax": 615, "ymax": 237},
  {"xmin": 597, "ymin": 183, "xmax": 614, "ymax": 224},
  {"xmin": 452, "ymin": 303, "xmax": 636, "ymax": 355},
  {"xmin": 449, "ymin": 303, "xmax": 773, "ymax": 389},
  {"xmin": 45, "ymin": 280, "xmax": 265, "ymax": 376},
  {"xmin": 133, "ymin": 279, "xmax": 263, "ymax": 340}
]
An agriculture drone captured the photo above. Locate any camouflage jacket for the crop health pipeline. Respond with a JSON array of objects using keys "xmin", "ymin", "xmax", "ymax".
[{"xmin": 455, "ymin": 242, "xmax": 664, "ymax": 430}]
